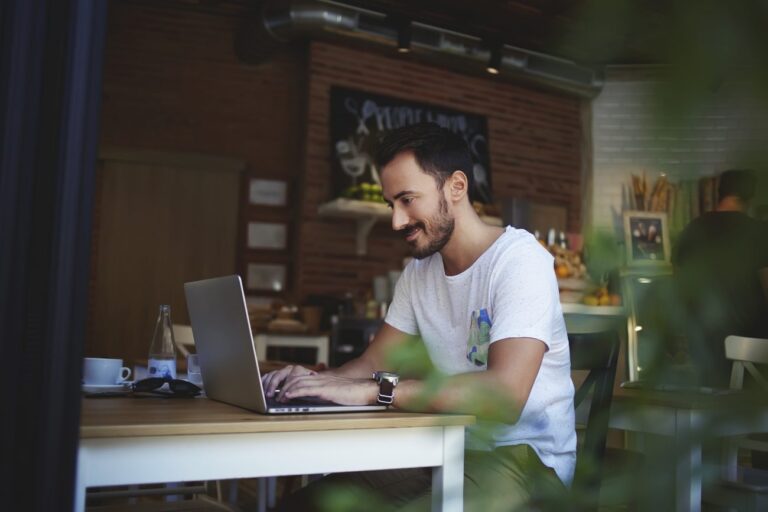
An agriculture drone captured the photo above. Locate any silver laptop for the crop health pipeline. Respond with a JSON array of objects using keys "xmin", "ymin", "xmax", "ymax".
[{"xmin": 184, "ymin": 275, "xmax": 387, "ymax": 414}]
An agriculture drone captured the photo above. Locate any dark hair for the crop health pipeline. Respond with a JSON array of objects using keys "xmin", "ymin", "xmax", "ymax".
[
  {"xmin": 718, "ymin": 169, "xmax": 756, "ymax": 202},
  {"xmin": 374, "ymin": 122, "xmax": 474, "ymax": 194}
]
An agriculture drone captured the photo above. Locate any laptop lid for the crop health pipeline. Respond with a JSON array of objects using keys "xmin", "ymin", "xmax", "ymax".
[{"xmin": 184, "ymin": 275, "xmax": 387, "ymax": 414}]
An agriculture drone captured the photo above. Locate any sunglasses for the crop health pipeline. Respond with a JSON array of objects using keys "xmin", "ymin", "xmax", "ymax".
[{"xmin": 132, "ymin": 377, "xmax": 201, "ymax": 397}]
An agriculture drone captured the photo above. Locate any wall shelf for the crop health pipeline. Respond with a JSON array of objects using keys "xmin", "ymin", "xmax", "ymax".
[{"xmin": 317, "ymin": 198, "xmax": 502, "ymax": 255}]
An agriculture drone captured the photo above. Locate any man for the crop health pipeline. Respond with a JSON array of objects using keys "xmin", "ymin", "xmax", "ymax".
[
  {"xmin": 263, "ymin": 123, "xmax": 576, "ymax": 511},
  {"xmin": 674, "ymin": 169, "xmax": 768, "ymax": 387}
]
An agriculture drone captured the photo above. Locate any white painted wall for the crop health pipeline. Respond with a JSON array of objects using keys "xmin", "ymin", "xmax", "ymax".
[{"xmin": 590, "ymin": 67, "xmax": 768, "ymax": 236}]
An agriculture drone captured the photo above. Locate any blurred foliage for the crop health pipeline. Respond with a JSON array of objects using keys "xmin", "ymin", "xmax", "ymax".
[
  {"xmin": 582, "ymin": 229, "xmax": 623, "ymax": 283},
  {"xmin": 383, "ymin": 336, "xmax": 521, "ymax": 429},
  {"xmin": 562, "ymin": 2, "xmax": 768, "ymax": 511},
  {"xmin": 384, "ymin": 334, "xmax": 434, "ymax": 378},
  {"xmin": 564, "ymin": 1, "xmax": 768, "ymax": 94},
  {"xmin": 318, "ymin": 485, "xmax": 393, "ymax": 512}
]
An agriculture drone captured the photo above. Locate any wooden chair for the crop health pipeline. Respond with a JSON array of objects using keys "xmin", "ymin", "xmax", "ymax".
[
  {"xmin": 569, "ymin": 330, "xmax": 620, "ymax": 510},
  {"xmin": 725, "ymin": 335, "xmax": 768, "ymax": 391},
  {"xmin": 704, "ymin": 335, "xmax": 768, "ymax": 511}
]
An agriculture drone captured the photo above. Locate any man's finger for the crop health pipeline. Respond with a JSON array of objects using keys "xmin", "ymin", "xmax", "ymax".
[
  {"xmin": 279, "ymin": 374, "xmax": 316, "ymax": 397},
  {"xmin": 281, "ymin": 374, "xmax": 330, "ymax": 400},
  {"xmin": 283, "ymin": 382, "xmax": 325, "ymax": 401},
  {"xmin": 263, "ymin": 372, "xmax": 278, "ymax": 397},
  {"xmin": 266, "ymin": 367, "xmax": 292, "ymax": 396}
]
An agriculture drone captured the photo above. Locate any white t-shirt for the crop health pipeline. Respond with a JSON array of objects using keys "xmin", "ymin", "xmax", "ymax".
[{"xmin": 385, "ymin": 226, "xmax": 576, "ymax": 484}]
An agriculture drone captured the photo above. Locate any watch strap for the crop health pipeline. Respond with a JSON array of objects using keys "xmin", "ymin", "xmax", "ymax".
[{"xmin": 377, "ymin": 379, "xmax": 395, "ymax": 405}]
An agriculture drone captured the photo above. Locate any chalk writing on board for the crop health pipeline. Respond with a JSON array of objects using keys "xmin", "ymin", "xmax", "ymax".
[{"xmin": 330, "ymin": 87, "xmax": 492, "ymax": 204}]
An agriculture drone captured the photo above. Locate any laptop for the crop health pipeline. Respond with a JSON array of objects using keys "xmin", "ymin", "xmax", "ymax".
[{"xmin": 184, "ymin": 275, "xmax": 387, "ymax": 414}]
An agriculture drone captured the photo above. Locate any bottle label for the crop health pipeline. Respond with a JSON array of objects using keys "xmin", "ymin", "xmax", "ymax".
[{"xmin": 148, "ymin": 358, "xmax": 176, "ymax": 379}]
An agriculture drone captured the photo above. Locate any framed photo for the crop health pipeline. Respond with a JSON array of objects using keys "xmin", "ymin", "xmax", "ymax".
[
  {"xmin": 249, "ymin": 179, "xmax": 287, "ymax": 206},
  {"xmin": 246, "ymin": 263, "xmax": 286, "ymax": 292},
  {"xmin": 623, "ymin": 210, "xmax": 671, "ymax": 265},
  {"xmin": 247, "ymin": 222, "xmax": 287, "ymax": 250}
]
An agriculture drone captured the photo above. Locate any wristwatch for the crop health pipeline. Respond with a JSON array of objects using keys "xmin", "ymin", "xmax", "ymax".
[{"xmin": 372, "ymin": 371, "xmax": 399, "ymax": 405}]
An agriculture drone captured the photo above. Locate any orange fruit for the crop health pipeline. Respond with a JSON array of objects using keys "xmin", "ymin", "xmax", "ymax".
[
  {"xmin": 583, "ymin": 295, "xmax": 599, "ymax": 306},
  {"xmin": 610, "ymin": 294, "xmax": 622, "ymax": 306},
  {"xmin": 598, "ymin": 295, "xmax": 611, "ymax": 306},
  {"xmin": 555, "ymin": 264, "xmax": 570, "ymax": 279}
]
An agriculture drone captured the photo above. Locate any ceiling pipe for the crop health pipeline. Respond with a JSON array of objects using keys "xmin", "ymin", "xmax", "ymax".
[{"xmin": 252, "ymin": 0, "xmax": 604, "ymax": 98}]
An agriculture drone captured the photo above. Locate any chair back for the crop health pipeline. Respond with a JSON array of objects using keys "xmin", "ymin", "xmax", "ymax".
[
  {"xmin": 569, "ymin": 330, "xmax": 620, "ymax": 499},
  {"xmin": 725, "ymin": 335, "xmax": 768, "ymax": 390}
]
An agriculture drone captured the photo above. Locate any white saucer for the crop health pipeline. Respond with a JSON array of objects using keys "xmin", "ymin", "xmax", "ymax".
[{"xmin": 82, "ymin": 382, "xmax": 132, "ymax": 393}]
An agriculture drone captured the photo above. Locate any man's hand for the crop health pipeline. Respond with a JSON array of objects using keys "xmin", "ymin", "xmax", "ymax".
[
  {"xmin": 261, "ymin": 365, "xmax": 317, "ymax": 399},
  {"xmin": 278, "ymin": 372, "xmax": 378, "ymax": 406}
]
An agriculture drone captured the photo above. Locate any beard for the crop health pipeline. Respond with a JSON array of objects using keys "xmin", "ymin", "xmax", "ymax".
[{"xmin": 400, "ymin": 195, "xmax": 455, "ymax": 260}]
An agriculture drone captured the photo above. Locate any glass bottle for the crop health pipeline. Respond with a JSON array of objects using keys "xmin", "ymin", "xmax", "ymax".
[
  {"xmin": 148, "ymin": 304, "xmax": 177, "ymax": 379},
  {"xmin": 547, "ymin": 228, "xmax": 557, "ymax": 247}
]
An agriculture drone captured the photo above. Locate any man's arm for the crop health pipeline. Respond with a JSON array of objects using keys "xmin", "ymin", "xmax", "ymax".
[
  {"xmin": 279, "ymin": 334, "xmax": 546, "ymax": 424},
  {"xmin": 387, "ymin": 337, "xmax": 545, "ymax": 424}
]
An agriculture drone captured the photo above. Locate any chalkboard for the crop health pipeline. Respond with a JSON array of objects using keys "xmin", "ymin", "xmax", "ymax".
[{"xmin": 329, "ymin": 86, "xmax": 492, "ymax": 204}]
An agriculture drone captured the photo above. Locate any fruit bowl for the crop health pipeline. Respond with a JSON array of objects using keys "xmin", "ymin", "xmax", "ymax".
[{"xmin": 559, "ymin": 290, "xmax": 585, "ymax": 303}]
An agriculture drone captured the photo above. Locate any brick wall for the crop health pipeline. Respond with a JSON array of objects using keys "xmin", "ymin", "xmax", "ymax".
[
  {"xmin": 99, "ymin": 2, "xmax": 585, "ymax": 303},
  {"xmin": 100, "ymin": 3, "xmax": 306, "ymax": 170}
]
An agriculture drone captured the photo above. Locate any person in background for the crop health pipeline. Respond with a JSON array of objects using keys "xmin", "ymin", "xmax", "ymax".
[
  {"xmin": 673, "ymin": 169, "xmax": 768, "ymax": 388},
  {"xmin": 262, "ymin": 123, "xmax": 575, "ymax": 511}
]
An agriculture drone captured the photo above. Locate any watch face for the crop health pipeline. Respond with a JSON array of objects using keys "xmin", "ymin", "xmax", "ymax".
[
  {"xmin": 374, "ymin": 371, "xmax": 399, "ymax": 384},
  {"xmin": 381, "ymin": 372, "xmax": 399, "ymax": 385}
]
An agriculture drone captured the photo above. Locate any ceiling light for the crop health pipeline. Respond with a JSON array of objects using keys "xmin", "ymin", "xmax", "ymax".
[
  {"xmin": 396, "ymin": 18, "xmax": 411, "ymax": 53},
  {"xmin": 486, "ymin": 44, "xmax": 502, "ymax": 74}
]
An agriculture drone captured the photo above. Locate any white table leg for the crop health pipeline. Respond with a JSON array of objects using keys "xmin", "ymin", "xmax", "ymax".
[
  {"xmin": 431, "ymin": 426, "xmax": 464, "ymax": 512},
  {"xmin": 257, "ymin": 478, "xmax": 267, "ymax": 512},
  {"xmin": 675, "ymin": 410, "xmax": 701, "ymax": 512}
]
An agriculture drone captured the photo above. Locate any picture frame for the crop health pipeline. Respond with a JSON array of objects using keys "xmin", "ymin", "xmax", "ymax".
[
  {"xmin": 246, "ymin": 263, "xmax": 287, "ymax": 292},
  {"xmin": 622, "ymin": 210, "xmax": 671, "ymax": 265},
  {"xmin": 247, "ymin": 221, "xmax": 287, "ymax": 250},
  {"xmin": 249, "ymin": 179, "xmax": 287, "ymax": 206}
]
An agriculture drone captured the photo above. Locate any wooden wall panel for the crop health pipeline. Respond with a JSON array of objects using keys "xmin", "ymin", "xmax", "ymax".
[{"xmin": 88, "ymin": 151, "xmax": 242, "ymax": 364}]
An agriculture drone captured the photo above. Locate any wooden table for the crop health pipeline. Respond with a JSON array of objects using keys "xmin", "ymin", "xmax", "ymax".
[
  {"xmin": 76, "ymin": 398, "xmax": 474, "ymax": 512},
  {"xmin": 609, "ymin": 388, "xmax": 768, "ymax": 512}
]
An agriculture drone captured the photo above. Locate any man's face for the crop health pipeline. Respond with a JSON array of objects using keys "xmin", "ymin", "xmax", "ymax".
[{"xmin": 381, "ymin": 152, "xmax": 455, "ymax": 259}]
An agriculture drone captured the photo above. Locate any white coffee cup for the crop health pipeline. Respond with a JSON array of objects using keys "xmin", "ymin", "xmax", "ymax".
[{"xmin": 83, "ymin": 357, "xmax": 131, "ymax": 385}]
